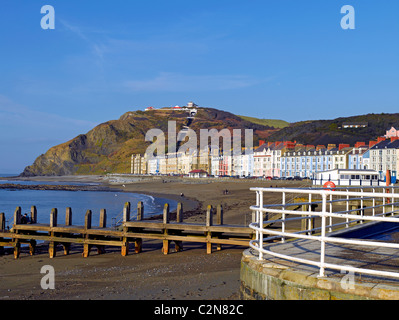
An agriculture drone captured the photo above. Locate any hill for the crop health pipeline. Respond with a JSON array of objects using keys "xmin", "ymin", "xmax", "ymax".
[
  {"xmin": 21, "ymin": 109, "xmax": 399, "ymax": 176},
  {"xmin": 265, "ymin": 113, "xmax": 399, "ymax": 146},
  {"xmin": 21, "ymin": 107, "xmax": 279, "ymax": 176}
]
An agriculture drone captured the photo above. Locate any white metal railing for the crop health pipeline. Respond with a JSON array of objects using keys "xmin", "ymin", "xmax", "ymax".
[{"xmin": 249, "ymin": 186, "xmax": 399, "ymax": 279}]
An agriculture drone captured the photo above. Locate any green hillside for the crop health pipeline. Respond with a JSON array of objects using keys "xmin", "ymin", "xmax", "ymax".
[{"xmin": 237, "ymin": 115, "xmax": 290, "ymax": 129}]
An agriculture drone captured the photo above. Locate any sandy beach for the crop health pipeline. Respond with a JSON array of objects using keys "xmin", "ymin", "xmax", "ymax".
[{"xmin": 0, "ymin": 175, "xmax": 310, "ymax": 300}]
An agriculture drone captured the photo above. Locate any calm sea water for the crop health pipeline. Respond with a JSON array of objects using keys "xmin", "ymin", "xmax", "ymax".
[{"xmin": 0, "ymin": 176, "xmax": 177, "ymax": 228}]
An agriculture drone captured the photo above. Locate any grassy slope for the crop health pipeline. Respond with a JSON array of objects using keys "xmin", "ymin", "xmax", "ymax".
[{"xmin": 237, "ymin": 115, "xmax": 290, "ymax": 129}]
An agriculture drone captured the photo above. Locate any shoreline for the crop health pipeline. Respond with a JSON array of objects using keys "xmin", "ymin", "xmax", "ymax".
[
  {"xmin": 0, "ymin": 175, "xmax": 201, "ymax": 221},
  {"xmin": 0, "ymin": 174, "xmax": 309, "ymax": 300}
]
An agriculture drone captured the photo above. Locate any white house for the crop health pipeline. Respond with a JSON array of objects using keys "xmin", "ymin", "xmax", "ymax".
[
  {"xmin": 188, "ymin": 169, "xmax": 208, "ymax": 178},
  {"xmin": 313, "ymin": 169, "xmax": 381, "ymax": 186}
]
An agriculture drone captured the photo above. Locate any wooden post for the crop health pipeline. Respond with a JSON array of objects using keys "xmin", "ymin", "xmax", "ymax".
[
  {"xmin": 99, "ymin": 209, "xmax": 107, "ymax": 228},
  {"xmin": 121, "ymin": 203, "xmax": 130, "ymax": 256},
  {"xmin": 163, "ymin": 203, "xmax": 170, "ymax": 224},
  {"xmin": 216, "ymin": 204, "xmax": 223, "ymax": 225},
  {"xmin": 163, "ymin": 203, "xmax": 170, "ymax": 254},
  {"xmin": 0, "ymin": 213, "xmax": 4, "ymax": 256},
  {"xmin": 216, "ymin": 204, "xmax": 224, "ymax": 251},
  {"xmin": 135, "ymin": 238, "xmax": 142, "ymax": 254},
  {"xmin": 61, "ymin": 207, "xmax": 72, "ymax": 255},
  {"xmin": 177, "ymin": 202, "xmax": 183, "ymax": 223},
  {"xmin": 83, "ymin": 210, "xmax": 92, "ymax": 257},
  {"xmin": 0, "ymin": 212, "xmax": 4, "ymax": 231},
  {"xmin": 49, "ymin": 208, "xmax": 58, "ymax": 258},
  {"xmin": 30, "ymin": 206, "xmax": 37, "ymax": 224},
  {"xmin": 137, "ymin": 201, "xmax": 144, "ymax": 221},
  {"xmin": 13, "ymin": 207, "xmax": 22, "ymax": 259},
  {"xmin": 14, "ymin": 206, "xmax": 21, "ymax": 226},
  {"xmin": 65, "ymin": 207, "xmax": 72, "ymax": 226},
  {"xmin": 29, "ymin": 206, "xmax": 37, "ymax": 256},
  {"xmin": 206, "ymin": 205, "xmax": 213, "ymax": 227},
  {"xmin": 50, "ymin": 208, "xmax": 57, "ymax": 227},
  {"xmin": 123, "ymin": 202, "xmax": 131, "ymax": 222},
  {"xmin": 97, "ymin": 209, "xmax": 107, "ymax": 254},
  {"xmin": 29, "ymin": 240, "xmax": 36, "ymax": 256},
  {"xmin": 206, "ymin": 205, "xmax": 213, "ymax": 254},
  {"xmin": 135, "ymin": 201, "xmax": 143, "ymax": 253},
  {"xmin": 174, "ymin": 203, "xmax": 184, "ymax": 252}
]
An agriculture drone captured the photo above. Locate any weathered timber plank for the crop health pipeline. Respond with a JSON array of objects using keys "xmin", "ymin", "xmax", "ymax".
[{"xmin": 124, "ymin": 221, "xmax": 253, "ymax": 233}]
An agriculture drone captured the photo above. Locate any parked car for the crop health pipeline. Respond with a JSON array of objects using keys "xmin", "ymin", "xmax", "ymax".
[{"xmin": 265, "ymin": 176, "xmax": 272, "ymax": 180}]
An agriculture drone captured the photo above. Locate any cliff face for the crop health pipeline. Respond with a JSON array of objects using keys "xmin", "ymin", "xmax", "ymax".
[{"xmin": 21, "ymin": 107, "xmax": 277, "ymax": 176}]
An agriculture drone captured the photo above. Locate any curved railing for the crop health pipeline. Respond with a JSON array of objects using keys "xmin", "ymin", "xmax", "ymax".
[{"xmin": 249, "ymin": 186, "xmax": 399, "ymax": 278}]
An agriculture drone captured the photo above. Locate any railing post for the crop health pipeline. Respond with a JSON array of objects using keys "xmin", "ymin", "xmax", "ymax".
[
  {"xmin": 258, "ymin": 191, "xmax": 264, "ymax": 260},
  {"xmin": 255, "ymin": 190, "xmax": 260, "ymax": 243},
  {"xmin": 346, "ymin": 188, "xmax": 350, "ymax": 227},
  {"xmin": 360, "ymin": 189, "xmax": 364, "ymax": 224},
  {"xmin": 281, "ymin": 191, "xmax": 285, "ymax": 243},
  {"xmin": 319, "ymin": 193, "xmax": 327, "ymax": 277},
  {"xmin": 328, "ymin": 193, "xmax": 333, "ymax": 232},
  {"xmin": 383, "ymin": 188, "xmax": 386, "ymax": 215}
]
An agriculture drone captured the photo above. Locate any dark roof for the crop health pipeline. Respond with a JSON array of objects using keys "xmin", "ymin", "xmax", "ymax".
[{"xmin": 370, "ymin": 139, "xmax": 399, "ymax": 149}]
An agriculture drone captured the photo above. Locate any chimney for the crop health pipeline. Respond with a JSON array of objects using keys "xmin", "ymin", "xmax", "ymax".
[
  {"xmin": 369, "ymin": 140, "xmax": 378, "ymax": 148},
  {"xmin": 306, "ymin": 145, "xmax": 315, "ymax": 150},
  {"xmin": 339, "ymin": 144, "xmax": 350, "ymax": 151},
  {"xmin": 354, "ymin": 142, "xmax": 366, "ymax": 148},
  {"xmin": 327, "ymin": 144, "xmax": 336, "ymax": 150},
  {"xmin": 284, "ymin": 141, "xmax": 296, "ymax": 148},
  {"xmin": 316, "ymin": 145, "xmax": 326, "ymax": 151}
]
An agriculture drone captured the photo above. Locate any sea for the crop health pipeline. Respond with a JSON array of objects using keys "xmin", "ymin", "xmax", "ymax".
[{"xmin": 0, "ymin": 174, "xmax": 177, "ymax": 229}]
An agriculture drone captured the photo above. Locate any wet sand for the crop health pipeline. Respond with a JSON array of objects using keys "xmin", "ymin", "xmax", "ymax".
[{"xmin": 0, "ymin": 175, "xmax": 310, "ymax": 300}]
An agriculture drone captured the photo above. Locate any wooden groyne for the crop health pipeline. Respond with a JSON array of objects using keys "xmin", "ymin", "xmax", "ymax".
[{"xmin": 0, "ymin": 202, "xmax": 255, "ymax": 259}]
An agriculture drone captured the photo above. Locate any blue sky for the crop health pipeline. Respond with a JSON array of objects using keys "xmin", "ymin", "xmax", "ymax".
[{"xmin": 0, "ymin": 0, "xmax": 398, "ymax": 173}]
